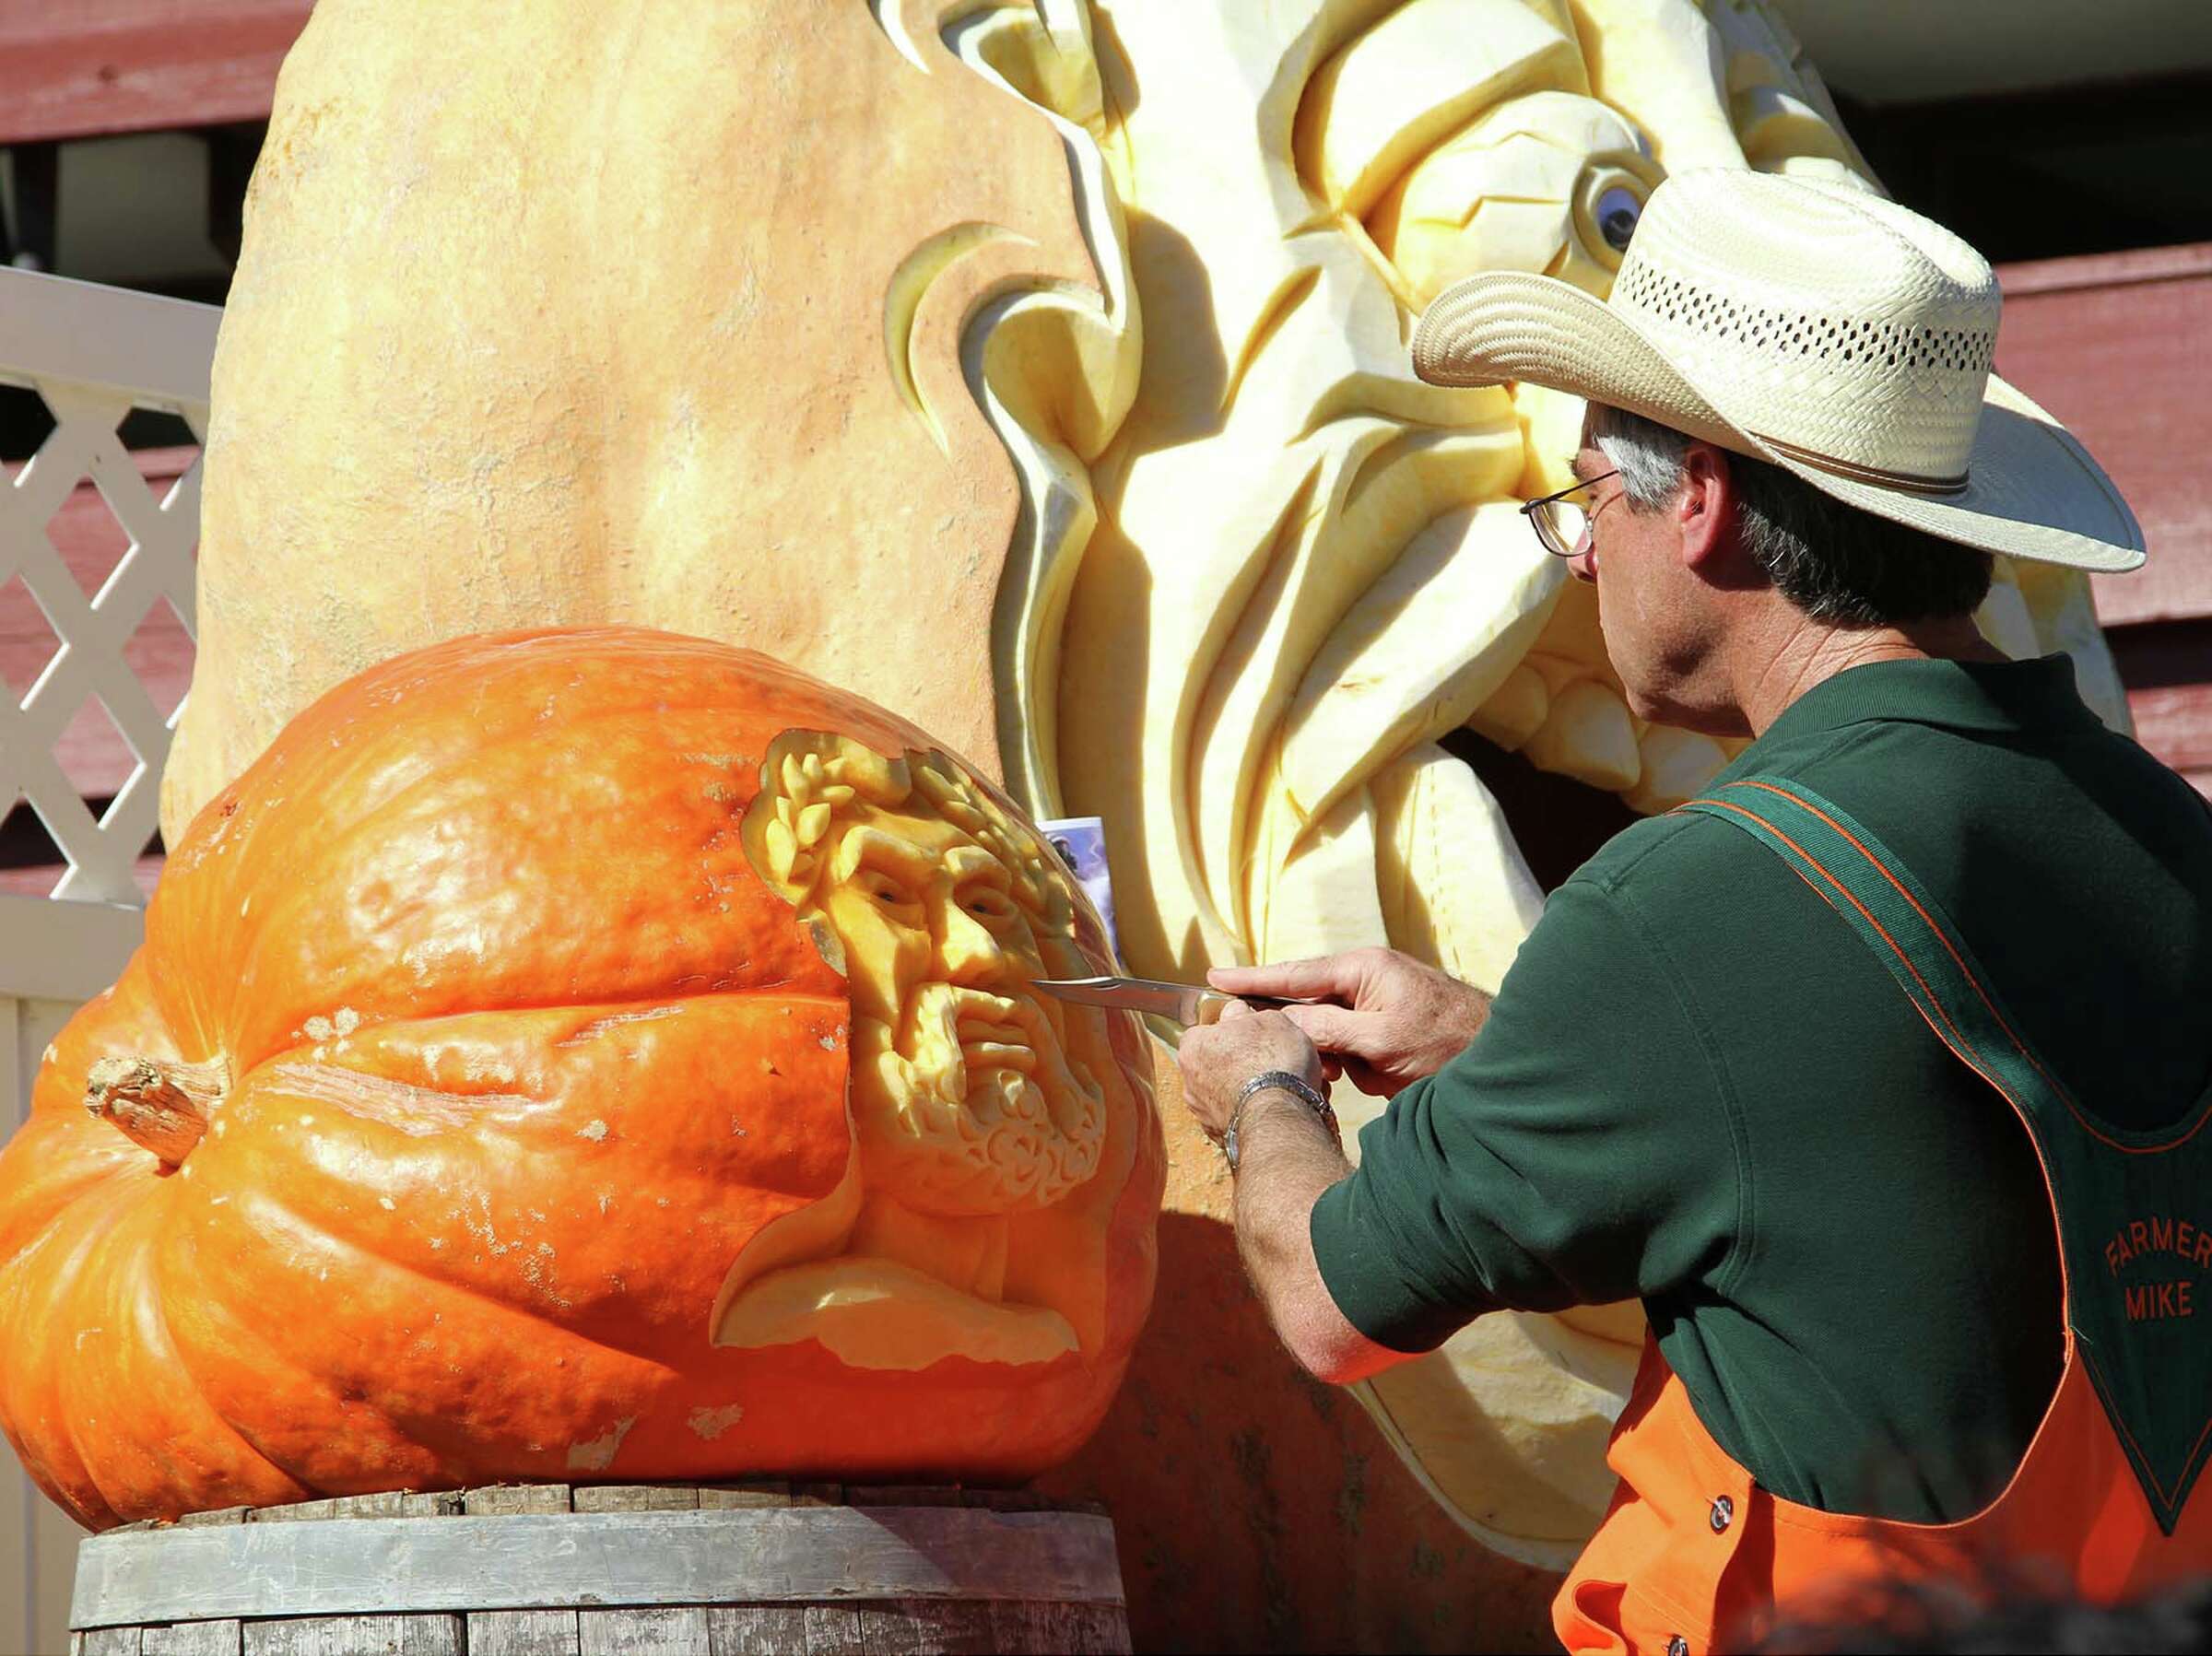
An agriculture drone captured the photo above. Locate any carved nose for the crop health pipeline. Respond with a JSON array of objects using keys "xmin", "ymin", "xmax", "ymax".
[{"xmin": 937, "ymin": 897, "xmax": 1009, "ymax": 983}]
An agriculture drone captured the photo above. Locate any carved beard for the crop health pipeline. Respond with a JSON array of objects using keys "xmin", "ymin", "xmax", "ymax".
[{"xmin": 853, "ymin": 981, "xmax": 1105, "ymax": 1217}]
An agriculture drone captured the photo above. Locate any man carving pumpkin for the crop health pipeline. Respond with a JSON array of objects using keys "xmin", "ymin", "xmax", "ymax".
[
  {"xmin": 144, "ymin": 0, "xmax": 2168, "ymax": 1642},
  {"xmin": 1178, "ymin": 169, "xmax": 2212, "ymax": 1652}
]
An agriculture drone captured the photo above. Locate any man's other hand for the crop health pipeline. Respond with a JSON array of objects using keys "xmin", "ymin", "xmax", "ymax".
[
  {"xmin": 1210, "ymin": 947, "xmax": 1489, "ymax": 1097},
  {"xmin": 1175, "ymin": 1004, "xmax": 1324, "ymax": 1145}
]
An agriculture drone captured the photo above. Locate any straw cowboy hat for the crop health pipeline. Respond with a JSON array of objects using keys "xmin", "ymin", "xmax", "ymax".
[{"xmin": 1411, "ymin": 169, "xmax": 2146, "ymax": 573}]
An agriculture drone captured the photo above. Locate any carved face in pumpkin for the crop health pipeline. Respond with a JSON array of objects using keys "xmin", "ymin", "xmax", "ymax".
[
  {"xmin": 743, "ymin": 734, "xmax": 1106, "ymax": 1216},
  {"xmin": 0, "ymin": 630, "xmax": 1164, "ymax": 1531},
  {"xmin": 705, "ymin": 727, "xmax": 1143, "ymax": 1379}
]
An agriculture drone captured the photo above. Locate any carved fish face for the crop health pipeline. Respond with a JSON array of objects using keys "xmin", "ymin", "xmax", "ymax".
[{"xmin": 964, "ymin": 0, "xmax": 2132, "ymax": 1567}]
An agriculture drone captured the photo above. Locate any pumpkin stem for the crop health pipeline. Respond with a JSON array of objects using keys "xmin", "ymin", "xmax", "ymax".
[{"xmin": 85, "ymin": 1056, "xmax": 225, "ymax": 1169}]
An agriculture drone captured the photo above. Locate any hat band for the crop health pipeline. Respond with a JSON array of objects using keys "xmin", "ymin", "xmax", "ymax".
[{"xmin": 1753, "ymin": 433, "xmax": 1971, "ymax": 498}]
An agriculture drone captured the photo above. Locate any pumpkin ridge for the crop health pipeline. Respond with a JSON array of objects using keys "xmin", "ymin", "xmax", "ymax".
[
  {"xmin": 172, "ymin": 1188, "xmax": 688, "ymax": 1486},
  {"xmin": 0, "ymin": 1178, "xmax": 131, "ymax": 1513},
  {"xmin": 170, "ymin": 677, "xmax": 804, "ymax": 885},
  {"xmin": 126, "ymin": 1219, "xmax": 312, "ymax": 1511},
  {"xmin": 208, "ymin": 687, "xmax": 827, "ymax": 865},
  {"xmin": 0, "ymin": 1115, "xmax": 144, "ymax": 1263},
  {"xmin": 175, "ymin": 743, "xmax": 850, "ymax": 1069},
  {"xmin": 221, "ymin": 988, "xmax": 853, "ymax": 1089},
  {"xmin": 213, "ymin": 1181, "xmax": 691, "ymax": 1373},
  {"xmin": 155, "ymin": 1254, "xmax": 451, "ymax": 1498},
  {"xmin": 192, "ymin": 1026, "xmax": 844, "ymax": 1361},
  {"xmin": 250, "ymin": 1060, "xmax": 543, "ymax": 1135},
  {"xmin": 39, "ymin": 1189, "xmax": 219, "ymax": 1518},
  {"xmin": 0, "ymin": 1169, "xmax": 115, "ymax": 1300}
]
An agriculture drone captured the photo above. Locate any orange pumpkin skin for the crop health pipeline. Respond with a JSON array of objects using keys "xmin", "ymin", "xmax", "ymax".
[{"xmin": 0, "ymin": 628, "xmax": 1161, "ymax": 1530}]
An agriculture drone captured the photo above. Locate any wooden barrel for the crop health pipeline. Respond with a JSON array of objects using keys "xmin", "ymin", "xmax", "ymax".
[{"xmin": 68, "ymin": 1482, "xmax": 1130, "ymax": 1655}]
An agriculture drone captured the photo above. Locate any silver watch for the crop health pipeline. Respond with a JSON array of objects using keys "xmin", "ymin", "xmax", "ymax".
[{"xmin": 1223, "ymin": 1070, "xmax": 1340, "ymax": 1172}]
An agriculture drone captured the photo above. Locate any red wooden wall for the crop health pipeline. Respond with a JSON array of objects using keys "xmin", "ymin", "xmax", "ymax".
[
  {"xmin": 2000, "ymin": 243, "xmax": 2212, "ymax": 798},
  {"xmin": 0, "ymin": 1, "xmax": 311, "ymax": 145}
]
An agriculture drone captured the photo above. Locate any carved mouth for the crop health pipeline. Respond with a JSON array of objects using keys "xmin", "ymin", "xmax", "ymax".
[
  {"xmin": 867, "ymin": 983, "xmax": 1105, "ymax": 1214},
  {"xmin": 953, "ymin": 1003, "xmax": 1038, "ymax": 1080},
  {"xmin": 912, "ymin": 985, "xmax": 1044, "ymax": 1099}
]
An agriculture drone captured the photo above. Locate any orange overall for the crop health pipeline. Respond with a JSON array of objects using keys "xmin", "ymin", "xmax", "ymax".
[{"xmin": 1556, "ymin": 779, "xmax": 2212, "ymax": 1655}]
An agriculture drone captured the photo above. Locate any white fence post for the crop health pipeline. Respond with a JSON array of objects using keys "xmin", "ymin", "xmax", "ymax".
[{"xmin": 0, "ymin": 265, "xmax": 219, "ymax": 1656}]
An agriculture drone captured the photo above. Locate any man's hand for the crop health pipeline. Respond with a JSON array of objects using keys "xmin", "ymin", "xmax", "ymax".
[
  {"xmin": 1175, "ymin": 1003, "xmax": 1325, "ymax": 1145},
  {"xmin": 1210, "ymin": 947, "xmax": 1489, "ymax": 1097}
]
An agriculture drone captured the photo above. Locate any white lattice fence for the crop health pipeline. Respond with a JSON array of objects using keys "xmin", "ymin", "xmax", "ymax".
[
  {"xmin": 0, "ymin": 265, "xmax": 221, "ymax": 1656},
  {"xmin": 0, "ymin": 268, "xmax": 216, "ymax": 909}
]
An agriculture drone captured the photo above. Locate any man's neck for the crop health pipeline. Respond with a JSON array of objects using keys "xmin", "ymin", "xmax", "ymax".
[{"xmin": 1735, "ymin": 611, "xmax": 2005, "ymax": 737}]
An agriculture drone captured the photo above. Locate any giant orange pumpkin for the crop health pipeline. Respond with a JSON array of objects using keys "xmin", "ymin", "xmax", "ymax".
[{"xmin": 0, "ymin": 627, "xmax": 1161, "ymax": 1530}]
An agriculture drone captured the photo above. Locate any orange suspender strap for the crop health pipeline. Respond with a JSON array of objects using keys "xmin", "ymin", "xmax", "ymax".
[{"xmin": 1677, "ymin": 777, "xmax": 2212, "ymax": 1534}]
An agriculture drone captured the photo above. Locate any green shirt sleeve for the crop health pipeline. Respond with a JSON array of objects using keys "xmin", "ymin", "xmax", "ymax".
[{"xmin": 1309, "ymin": 874, "xmax": 1747, "ymax": 1354}]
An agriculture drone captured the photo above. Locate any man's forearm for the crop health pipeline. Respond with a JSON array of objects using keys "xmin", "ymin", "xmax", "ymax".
[
  {"xmin": 1230, "ymin": 1091, "xmax": 1399, "ymax": 1385},
  {"xmin": 1172, "ymin": 1009, "xmax": 1414, "ymax": 1387}
]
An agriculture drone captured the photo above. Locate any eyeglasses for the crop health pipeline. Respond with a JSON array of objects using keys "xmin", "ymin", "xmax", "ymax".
[{"xmin": 1519, "ymin": 470, "xmax": 1620, "ymax": 558}]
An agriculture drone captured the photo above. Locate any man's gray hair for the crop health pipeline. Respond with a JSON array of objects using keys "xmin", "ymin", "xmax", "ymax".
[{"xmin": 1587, "ymin": 404, "xmax": 1993, "ymax": 626}]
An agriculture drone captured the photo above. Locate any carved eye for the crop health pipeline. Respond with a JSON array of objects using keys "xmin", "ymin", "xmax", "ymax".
[
  {"xmin": 959, "ymin": 885, "xmax": 1020, "ymax": 930},
  {"xmin": 1572, "ymin": 157, "xmax": 1662, "ymax": 274},
  {"xmin": 858, "ymin": 870, "xmax": 924, "ymax": 919},
  {"xmin": 1594, "ymin": 185, "xmax": 1642, "ymax": 253}
]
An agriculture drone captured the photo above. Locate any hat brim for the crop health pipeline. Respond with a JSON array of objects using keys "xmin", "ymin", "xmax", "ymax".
[{"xmin": 1411, "ymin": 270, "xmax": 2146, "ymax": 575}]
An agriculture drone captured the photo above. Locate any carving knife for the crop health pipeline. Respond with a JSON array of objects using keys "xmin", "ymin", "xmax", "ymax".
[{"xmin": 1030, "ymin": 975, "xmax": 1298, "ymax": 1028}]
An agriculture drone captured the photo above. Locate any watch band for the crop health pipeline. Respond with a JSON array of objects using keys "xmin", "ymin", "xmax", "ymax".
[{"xmin": 1223, "ymin": 1070, "xmax": 1341, "ymax": 1172}]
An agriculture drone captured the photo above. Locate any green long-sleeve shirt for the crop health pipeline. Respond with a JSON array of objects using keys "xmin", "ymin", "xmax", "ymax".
[{"xmin": 1311, "ymin": 655, "xmax": 2212, "ymax": 1521}]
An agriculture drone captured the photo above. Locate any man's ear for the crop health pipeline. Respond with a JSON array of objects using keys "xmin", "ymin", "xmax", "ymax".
[{"xmin": 1677, "ymin": 443, "xmax": 1742, "ymax": 576}]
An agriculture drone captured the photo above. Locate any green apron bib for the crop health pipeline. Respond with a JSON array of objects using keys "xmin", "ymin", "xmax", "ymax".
[{"xmin": 1679, "ymin": 776, "xmax": 2212, "ymax": 1533}]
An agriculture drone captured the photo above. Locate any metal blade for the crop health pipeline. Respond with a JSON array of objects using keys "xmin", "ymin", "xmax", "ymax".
[{"xmin": 1030, "ymin": 975, "xmax": 1209, "ymax": 1025}]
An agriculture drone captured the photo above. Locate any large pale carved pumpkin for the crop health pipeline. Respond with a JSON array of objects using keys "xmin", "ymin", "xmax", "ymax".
[
  {"xmin": 151, "ymin": 0, "xmax": 2137, "ymax": 1642},
  {"xmin": 0, "ymin": 628, "xmax": 1160, "ymax": 1529}
]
